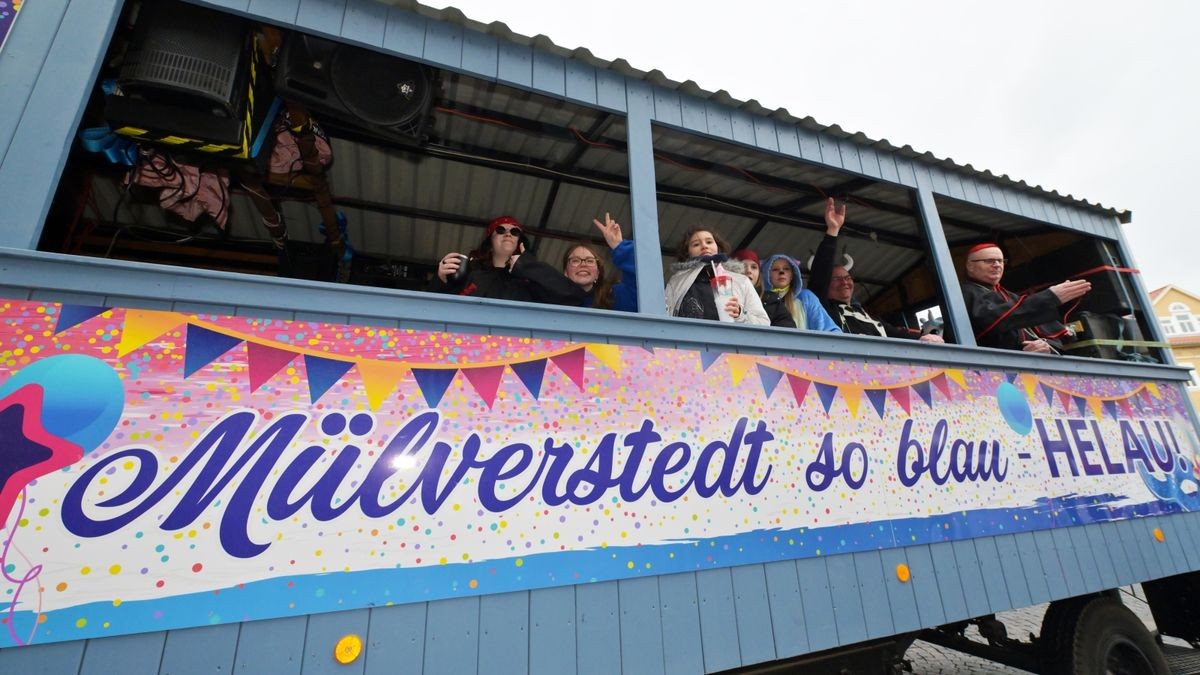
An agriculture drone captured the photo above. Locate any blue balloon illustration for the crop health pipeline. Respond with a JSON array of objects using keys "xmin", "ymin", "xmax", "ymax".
[
  {"xmin": 0, "ymin": 354, "xmax": 125, "ymax": 452},
  {"xmin": 996, "ymin": 382, "xmax": 1032, "ymax": 436}
]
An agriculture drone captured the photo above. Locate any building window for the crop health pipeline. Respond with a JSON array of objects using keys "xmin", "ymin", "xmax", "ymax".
[
  {"xmin": 1176, "ymin": 314, "xmax": 1196, "ymax": 334},
  {"xmin": 1160, "ymin": 319, "xmax": 1176, "ymax": 334},
  {"xmin": 1169, "ymin": 302, "xmax": 1189, "ymax": 313}
]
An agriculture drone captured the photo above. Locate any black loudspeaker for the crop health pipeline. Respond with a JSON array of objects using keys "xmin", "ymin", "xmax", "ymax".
[
  {"xmin": 1062, "ymin": 312, "xmax": 1153, "ymax": 361},
  {"xmin": 1007, "ymin": 238, "xmax": 1137, "ymax": 315},
  {"xmin": 104, "ymin": 0, "xmax": 277, "ymax": 159},
  {"xmin": 275, "ymin": 34, "xmax": 437, "ymax": 146}
]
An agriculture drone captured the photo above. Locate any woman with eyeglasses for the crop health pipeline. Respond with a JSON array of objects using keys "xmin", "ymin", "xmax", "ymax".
[
  {"xmin": 431, "ymin": 216, "xmax": 585, "ymax": 306},
  {"xmin": 561, "ymin": 213, "xmax": 639, "ymax": 312},
  {"xmin": 962, "ymin": 242, "xmax": 1091, "ymax": 353}
]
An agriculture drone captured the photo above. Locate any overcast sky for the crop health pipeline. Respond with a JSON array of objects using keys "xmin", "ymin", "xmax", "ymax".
[{"xmin": 435, "ymin": 0, "xmax": 1200, "ymax": 295}]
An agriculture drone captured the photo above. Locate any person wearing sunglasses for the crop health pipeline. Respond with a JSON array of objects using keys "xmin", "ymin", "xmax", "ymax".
[
  {"xmin": 561, "ymin": 212, "xmax": 639, "ymax": 312},
  {"xmin": 807, "ymin": 198, "xmax": 943, "ymax": 342},
  {"xmin": 961, "ymin": 242, "xmax": 1091, "ymax": 353},
  {"xmin": 431, "ymin": 215, "xmax": 585, "ymax": 306}
]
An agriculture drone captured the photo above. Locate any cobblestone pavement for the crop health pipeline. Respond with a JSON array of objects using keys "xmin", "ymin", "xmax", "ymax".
[{"xmin": 906, "ymin": 586, "xmax": 1183, "ymax": 674}]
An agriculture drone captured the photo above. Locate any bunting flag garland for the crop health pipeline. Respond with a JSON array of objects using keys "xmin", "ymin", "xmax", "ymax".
[
  {"xmin": 550, "ymin": 348, "xmax": 587, "ymax": 390},
  {"xmin": 304, "ymin": 355, "xmax": 355, "ymax": 403},
  {"xmin": 756, "ymin": 364, "xmax": 784, "ymax": 397},
  {"xmin": 53, "ymin": 305, "xmax": 107, "ymax": 335},
  {"xmin": 247, "ymin": 341, "xmax": 298, "ymax": 392},
  {"xmin": 47, "ymin": 303, "xmax": 1172, "ymax": 419},
  {"xmin": 511, "ymin": 360, "xmax": 548, "ymax": 399},
  {"xmin": 184, "ymin": 325, "xmax": 244, "ymax": 377}
]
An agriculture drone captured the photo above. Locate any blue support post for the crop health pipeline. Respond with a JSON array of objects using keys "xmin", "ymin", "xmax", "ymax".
[
  {"xmin": 914, "ymin": 183, "xmax": 975, "ymax": 347},
  {"xmin": 625, "ymin": 81, "xmax": 666, "ymax": 316}
]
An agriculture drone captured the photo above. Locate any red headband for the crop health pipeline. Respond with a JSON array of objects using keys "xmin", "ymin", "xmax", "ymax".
[
  {"xmin": 968, "ymin": 242, "xmax": 1000, "ymax": 255},
  {"xmin": 487, "ymin": 215, "xmax": 522, "ymax": 236}
]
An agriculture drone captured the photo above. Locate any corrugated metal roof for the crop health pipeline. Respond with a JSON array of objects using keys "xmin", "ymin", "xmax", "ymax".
[{"xmin": 382, "ymin": 0, "xmax": 1128, "ymax": 221}]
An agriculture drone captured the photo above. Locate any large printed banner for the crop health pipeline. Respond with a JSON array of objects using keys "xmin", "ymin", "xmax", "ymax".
[{"xmin": 1, "ymin": 299, "xmax": 1198, "ymax": 646}]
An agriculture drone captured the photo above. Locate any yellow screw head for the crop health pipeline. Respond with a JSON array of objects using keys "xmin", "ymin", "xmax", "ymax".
[
  {"xmin": 334, "ymin": 634, "xmax": 363, "ymax": 665},
  {"xmin": 1153, "ymin": 528, "xmax": 1165, "ymax": 543},
  {"xmin": 895, "ymin": 563, "xmax": 911, "ymax": 583}
]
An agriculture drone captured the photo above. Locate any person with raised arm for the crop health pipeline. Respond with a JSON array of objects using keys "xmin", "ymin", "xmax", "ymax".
[
  {"xmin": 961, "ymin": 242, "xmax": 1091, "ymax": 353},
  {"xmin": 808, "ymin": 198, "xmax": 943, "ymax": 341},
  {"xmin": 562, "ymin": 212, "xmax": 638, "ymax": 312}
]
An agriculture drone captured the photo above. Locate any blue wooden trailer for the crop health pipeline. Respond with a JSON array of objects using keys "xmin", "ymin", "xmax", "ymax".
[{"xmin": 2, "ymin": 1, "xmax": 1200, "ymax": 674}]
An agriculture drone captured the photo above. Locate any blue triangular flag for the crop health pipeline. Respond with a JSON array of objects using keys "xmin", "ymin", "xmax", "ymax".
[
  {"xmin": 54, "ymin": 304, "xmax": 108, "ymax": 334},
  {"xmin": 410, "ymin": 368, "xmax": 457, "ymax": 408},
  {"xmin": 756, "ymin": 364, "xmax": 783, "ymax": 396},
  {"xmin": 304, "ymin": 355, "xmax": 355, "ymax": 403},
  {"xmin": 814, "ymin": 382, "xmax": 838, "ymax": 413},
  {"xmin": 912, "ymin": 380, "xmax": 933, "ymax": 408},
  {"xmin": 184, "ymin": 324, "xmax": 244, "ymax": 377},
  {"xmin": 1073, "ymin": 396, "xmax": 1088, "ymax": 417},
  {"xmin": 699, "ymin": 351, "xmax": 723, "ymax": 371},
  {"xmin": 1004, "ymin": 372, "xmax": 1018, "ymax": 384},
  {"xmin": 511, "ymin": 359, "xmax": 548, "ymax": 399},
  {"xmin": 866, "ymin": 389, "xmax": 888, "ymax": 418},
  {"xmin": 1102, "ymin": 400, "xmax": 1118, "ymax": 419},
  {"xmin": 1039, "ymin": 383, "xmax": 1055, "ymax": 406}
]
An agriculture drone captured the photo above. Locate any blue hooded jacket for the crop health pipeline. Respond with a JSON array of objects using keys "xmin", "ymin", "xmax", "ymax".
[{"xmin": 761, "ymin": 254, "xmax": 841, "ymax": 332}]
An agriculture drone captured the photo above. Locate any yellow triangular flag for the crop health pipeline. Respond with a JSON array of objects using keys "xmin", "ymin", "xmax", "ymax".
[
  {"xmin": 1020, "ymin": 373, "xmax": 1039, "ymax": 398},
  {"xmin": 118, "ymin": 309, "xmax": 186, "ymax": 356},
  {"xmin": 1087, "ymin": 397, "xmax": 1104, "ymax": 419},
  {"xmin": 358, "ymin": 360, "xmax": 410, "ymax": 410},
  {"xmin": 726, "ymin": 355, "xmax": 756, "ymax": 386},
  {"xmin": 584, "ymin": 344, "xmax": 622, "ymax": 373},
  {"xmin": 1146, "ymin": 382, "xmax": 1162, "ymax": 399},
  {"xmin": 841, "ymin": 385, "xmax": 864, "ymax": 418},
  {"xmin": 945, "ymin": 369, "xmax": 967, "ymax": 390}
]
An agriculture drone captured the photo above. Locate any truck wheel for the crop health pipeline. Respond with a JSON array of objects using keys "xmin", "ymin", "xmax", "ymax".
[{"xmin": 1063, "ymin": 596, "xmax": 1169, "ymax": 675}]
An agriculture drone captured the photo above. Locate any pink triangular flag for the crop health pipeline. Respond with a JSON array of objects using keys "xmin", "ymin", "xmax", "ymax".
[
  {"xmin": 463, "ymin": 365, "xmax": 506, "ymax": 408},
  {"xmin": 247, "ymin": 341, "xmax": 299, "ymax": 392},
  {"xmin": 931, "ymin": 373, "xmax": 952, "ymax": 399},
  {"xmin": 550, "ymin": 348, "xmax": 587, "ymax": 390},
  {"xmin": 786, "ymin": 374, "xmax": 811, "ymax": 407},
  {"xmin": 889, "ymin": 387, "xmax": 912, "ymax": 415}
]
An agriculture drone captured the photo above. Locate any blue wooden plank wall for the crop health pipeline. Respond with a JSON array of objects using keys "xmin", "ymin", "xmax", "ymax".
[{"xmin": 0, "ymin": 0, "xmax": 1177, "ymax": 672}]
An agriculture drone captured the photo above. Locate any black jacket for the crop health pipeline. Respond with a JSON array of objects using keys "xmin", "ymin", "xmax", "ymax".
[
  {"xmin": 962, "ymin": 281, "xmax": 1068, "ymax": 351},
  {"xmin": 807, "ymin": 234, "xmax": 917, "ymax": 339},
  {"xmin": 429, "ymin": 255, "xmax": 585, "ymax": 306}
]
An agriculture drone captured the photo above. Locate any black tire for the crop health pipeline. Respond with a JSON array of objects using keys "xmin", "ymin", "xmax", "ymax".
[
  {"xmin": 1056, "ymin": 596, "xmax": 1169, "ymax": 675},
  {"xmin": 1039, "ymin": 596, "xmax": 1091, "ymax": 674}
]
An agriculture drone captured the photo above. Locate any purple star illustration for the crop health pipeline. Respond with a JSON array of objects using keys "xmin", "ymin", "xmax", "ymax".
[{"xmin": 0, "ymin": 384, "xmax": 84, "ymax": 526}]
